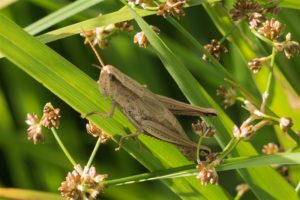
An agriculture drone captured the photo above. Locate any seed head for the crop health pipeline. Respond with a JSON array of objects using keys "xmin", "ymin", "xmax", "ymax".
[
  {"xmin": 127, "ymin": 0, "xmax": 154, "ymax": 8},
  {"xmin": 157, "ymin": 0, "xmax": 186, "ymax": 19},
  {"xmin": 202, "ymin": 39, "xmax": 228, "ymax": 61},
  {"xmin": 191, "ymin": 120, "xmax": 215, "ymax": 137},
  {"xmin": 217, "ymin": 85, "xmax": 236, "ymax": 109},
  {"xmin": 248, "ymin": 57, "xmax": 268, "ymax": 73},
  {"xmin": 233, "ymin": 123, "xmax": 254, "ymax": 140},
  {"xmin": 262, "ymin": 143, "xmax": 279, "ymax": 154},
  {"xmin": 59, "ymin": 164, "xmax": 107, "ymax": 200},
  {"xmin": 279, "ymin": 117, "xmax": 293, "ymax": 133},
  {"xmin": 274, "ymin": 33, "xmax": 300, "ymax": 59},
  {"xmin": 230, "ymin": 0, "xmax": 266, "ymax": 28},
  {"xmin": 258, "ymin": 18, "xmax": 284, "ymax": 41},
  {"xmin": 81, "ymin": 21, "xmax": 133, "ymax": 49},
  {"xmin": 133, "ymin": 26, "xmax": 160, "ymax": 48},
  {"xmin": 41, "ymin": 102, "xmax": 61, "ymax": 129},
  {"xmin": 86, "ymin": 121, "xmax": 110, "ymax": 143},
  {"xmin": 196, "ymin": 162, "xmax": 218, "ymax": 185},
  {"xmin": 25, "ymin": 113, "xmax": 44, "ymax": 144}
]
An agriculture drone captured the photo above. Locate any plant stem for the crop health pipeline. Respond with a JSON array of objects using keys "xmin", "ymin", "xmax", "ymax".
[
  {"xmin": 105, "ymin": 164, "xmax": 195, "ymax": 187},
  {"xmin": 262, "ymin": 47, "xmax": 276, "ymax": 111},
  {"xmin": 216, "ymin": 138, "xmax": 240, "ymax": 161},
  {"xmin": 86, "ymin": 137, "xmax": 102, "ymax": 168},
  {"xmin": 196, "ymin": 136, "xmax": 204, "ymax": 163},
  {"xmin": 51, "ymin": 128, "xmax": 76, "ymax": 166}
]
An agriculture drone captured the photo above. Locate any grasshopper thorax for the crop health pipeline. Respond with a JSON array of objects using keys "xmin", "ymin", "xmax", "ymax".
[{"xmin": 99, "ymin": 65, "xmax": 119, "ymax": 98}]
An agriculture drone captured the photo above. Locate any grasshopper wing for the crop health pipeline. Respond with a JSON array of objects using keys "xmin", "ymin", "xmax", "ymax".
[{"xmin": 156, "ymin": 94, "xmax": 217, "ymax": 116}]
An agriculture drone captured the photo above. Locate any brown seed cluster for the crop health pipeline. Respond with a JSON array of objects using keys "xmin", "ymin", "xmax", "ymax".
[
  {"xmin": 258, "ymin": 18, "xmax": 284, "ymax": 41},
  {"xmin": 191, "ymin": 120, "xmax": 215, "ymax": 137},
  {"xmin": 157, "ymin": 0, "xmax": 186, "ymax": 19},
  {"xmin": 202, "ymin": 39, "xmax": 228, "ymax": 61},
  {"xmin": 81, "ymin": 21, "xmax": 133, "ymax": 49},
  {"xmin": 133, "ymin": 26, "xmax": 160, "ymax": 48},
  {"xmin": 247, "ymin": 57, "xmax": 268, "ymax": 73},
  {"xmin": 25, "ymin": 113, "xmax": 44, "ymax": 144},
  {"xmin": 279, "ymin": 117, "xmax": 293, "ymax": 133},
  {"xmin": 262, "ymin": 143, "xmax": 279, "ymax": 155},
  {"xmin": 230, "ymin": 0, "xmax": 266, "ymax": 28},
  {"xmin": 25, "ymin": 102, "xmax": 61, "ymax": 144},
  {"xmin": 233, "ymin": 123, "xmax": 254, "ymax": 140},
  {"xmin": 59, "ymin": 164, "xmax": 107, "ymax": 200},
  {"xmin": 86, "ymin": 121, "xmax": 111, "ymax": 143},
  {"xmin": 216, "ymin": 85, "xmax": 237, "ymax": 109},
  {"xmin": 196, "ymin": 162, "xmax": 218, "ymax": 185},
  {"xmin": 42, "ymin": 102, "xmax": 61, "ymax": 129},
  {"xmin": 274, "ymin": 33, "xmax": 300, "ymax": 59}
]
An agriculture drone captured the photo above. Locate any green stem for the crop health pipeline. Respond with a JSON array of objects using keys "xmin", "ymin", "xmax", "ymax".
[
  {"xmin": 216, "ymin": 138, "xmax": 240, "ymax": 161},
  {"xmin": 196, "ymin": 136, "xmax": 204, "ymax": 163},
  {"xmin": 262, "ymin": 47, "xmax": 276, "ymax": 111},
  {"xmin": 259, "ymin": 112, "xmax": 280, "ymax": 122},
  {"xmin": 51, "ymin": 128, "xmax": 76, "ymax": 166},
  {"xmin": 86, "ymin": 137, "xmax": 102, "ymax": 168},
  {"xmin": 234, "ymin": 194, "xmax": 242, "ymax": 200},
  {"xmin": 105, "ymin": 164, "xmax": 195, "ymax": 187},
  {"xmin": 265, "ymin": 47, "xmax": 276, "ymax": 95}
]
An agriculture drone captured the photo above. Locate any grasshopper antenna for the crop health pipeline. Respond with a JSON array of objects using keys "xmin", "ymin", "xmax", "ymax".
[{"xmin": 81, "ymin": 27, "xmax": 105, "ymax": 69}]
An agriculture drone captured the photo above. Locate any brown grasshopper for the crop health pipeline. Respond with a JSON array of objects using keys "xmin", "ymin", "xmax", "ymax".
[{"xmin": 83, "ymin": 32, "xmax": 217, "ymax": 161}]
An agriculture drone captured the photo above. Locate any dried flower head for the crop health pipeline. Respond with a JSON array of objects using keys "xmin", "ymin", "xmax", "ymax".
[
  {"xmin": 41, "ymin": 102, "xmax": 61, "ymax": 129},
  {"xmin": 233, "ymin": 123, "xmax": 254, "ymax": 140},
  {"xmin": 248, "ymin": 57, "xmax": 268, "ymax": 73},
  {"xmin": 81, "ymin": 22, "xmax": 133, "ymax": 49},
  {"xmin": 157, "ymin": 0, "xmax": 186, "ymax": 19},
  {"xmin": 133, "ymin": 26, "xmax": 160, "ymax": 48},
  {"xmin": 202, "ymin": 39, "xmax": 228, "ymax": 61},
  {"xmin": 59, "ymin": 164, "xmax": 107, "ymax": 200},
  {"xmin": 127, "ymin": 0, "xmax": 154, "ymax": 8},
  {"xmin": 236, "ymin": 184, "xmax": 250, "ymax": 199},
  {"xmin": 86, "ymin": 121, "xmax": 110, "ymax": 143},
  {"xmin": 196, "ymin": 162, "xmax": 218, "ymax": 185},
  {"xmin": 274, "ymin": 33, "xmax": 300, "ymax": 59},
  {"xmin": 191, "ymin": 120, "xmax": 215, "ymax": 137},
  {"xmin": 279, "ymin": 117, "xmax": 293, "ymax": 133},
  {"xmin": 258, "ymin": 18, "xmax": 284, "ymax": 41},
  {"xmin": 262, "ymin": 142, "xmax": 279, "ymax": 154},
  {"xmin": 115, "ymin": 21, "xmax": 134, "ymax": 32},
  {"xmin": 25, "ymin": 113, "xmax": 44, "ymax": 144},
  {"xmin": 230, "ymin": 0, "xmax": 266, "ymax": 28},
  {"xmin": 217, "ymin": 86, "xmax": 237, "ymax": 109}
]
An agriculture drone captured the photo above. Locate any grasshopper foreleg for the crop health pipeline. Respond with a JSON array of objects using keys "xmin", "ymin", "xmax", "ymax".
[
  {"xmin": 115, "ymin": 128, "xmax": 142, "ymax": 151},
  {"xmin": 83, "ymin": 100, "xmax": 117, "ymax": 118}
]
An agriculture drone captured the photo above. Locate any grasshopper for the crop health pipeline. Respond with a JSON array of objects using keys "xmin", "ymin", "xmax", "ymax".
[{"xmin": 83, "ymin": 32, "xmax": 217, "ymax": 161}]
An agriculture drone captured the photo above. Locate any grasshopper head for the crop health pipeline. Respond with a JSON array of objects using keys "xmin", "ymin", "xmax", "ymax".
[{"xmin": 99, "ymin": 65, "xmax": 118, "ymax": 97}]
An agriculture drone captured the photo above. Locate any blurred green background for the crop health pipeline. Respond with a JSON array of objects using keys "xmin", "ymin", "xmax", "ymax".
[{"xmin": 0, "ymin": 0, "xmax": 300, "ymax": 199}]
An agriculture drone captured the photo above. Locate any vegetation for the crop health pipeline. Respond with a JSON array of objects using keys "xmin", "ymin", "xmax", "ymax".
[{"xmin": 0, "ymin": 0, "xmax": 300, "ymax": 199}]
